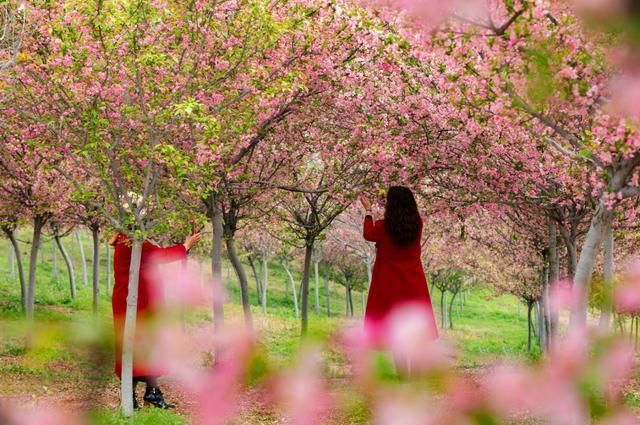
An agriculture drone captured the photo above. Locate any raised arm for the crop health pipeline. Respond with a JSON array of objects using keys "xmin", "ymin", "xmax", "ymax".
[
  {"xmin": 143, "ymin": 241, "xmax": 187, "ymax": 264},
  {"xmin": 143, "ymin": 231, "xmax": 202, "ymax": 263},
  {"xmin": 363, "ymin": 215, "xmax": 381, "ymax": 242}
]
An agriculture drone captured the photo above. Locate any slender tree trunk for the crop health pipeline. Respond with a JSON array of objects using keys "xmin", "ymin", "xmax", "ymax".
[
  {"xmin": 26, "ymin": 216, "xmax": 45, "ymax": 321},
  {"xmin": 9, "ymin": 243, "xmax": 15, "ymax": 278},
  {"xmin": 106, "ymin": 240, "xmax": 112, "ymax": 295},
  {"xmin": 599, "ymin": 217, "xmax": 614, "ymax": 331},
  {"xmin": 440, "ymin": 289, "xmax": 446, "ymax": 328},
  {"xmin": 226, "ymin": 237, "xmax": 253, "ymax": 328},
  {"xmin": 527, "ymin": 301, "xmax": 533, "ymax": 352},
  {"xmin": 324, "ymin": 275, "xmax": 331, "ymax": 317},
  {"xmin": 314, "ymin": 260, "xmax": 320, "ymax": 315},
  {"xmin": 283, "ymin": 262, "xmax": 299, "ymax": 318},
  {"xmin": 4, "ymin": 228, "xmax": 26, "ymax": 312},
  {"xmin": 52, "ymin": 240, "xmax": 58, "ymax": 279},
  {"xmin": 345, "ymin": 283, "xmax": 349, "ymax": 316},
  {"xmin": 548, "ymin": 220, "xmax": 559, "ymax": 343},
  {"xmin": 261, "ymin": 254, "xmax": 268, "ymax": 315},
  {"xmin": 248, "ymin": 255, "xmax": 262, "ymax": 306},
  {"xmin": 348, "ymin": 285, "xmax": 354, "ymax": 317},
  {"xmin": 448, "ymin": 290, "xmax": 458, "ymax": 329},
  {"xmin": 570, "ymin": 203, "xmax": 612, "ymax": 329},
  {"xmin": 539, "ymin": 259, "xmax": 548, "ymax": 352},
  {"xmin": 208, "ymin": 195, "xmax": 225, "ymax": 346},
  {"xmin": 91, "ymin": 228, "xmax": 100, "ymax": 315},
  {"xmin": 76, "ymin": 231, "xmax": 89, "ymax": 286},
  {"xmin": 120, "ymin": 240, "xmax": 143, "ymax": 417},
  {"xmin": 300, "ymin": 241, "xmax": 314, "ymax": 335},
  {"xmin": 55, "ymin": 234, "xmax": 76, "ymax": 301},
  {"xmin": 537, "ymin": 300, "xmax": 545, "ymax": 350}
]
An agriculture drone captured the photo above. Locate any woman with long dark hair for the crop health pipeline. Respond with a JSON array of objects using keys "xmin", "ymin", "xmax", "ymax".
[{"xmin": 361, "ymin": 186, "xmax": 438, "ymax": 336}]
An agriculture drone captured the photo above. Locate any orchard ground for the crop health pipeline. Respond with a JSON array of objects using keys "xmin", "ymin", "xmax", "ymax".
[{"xmin": 1, "ymin": 232, "xmax": 639, "ymax": 424}]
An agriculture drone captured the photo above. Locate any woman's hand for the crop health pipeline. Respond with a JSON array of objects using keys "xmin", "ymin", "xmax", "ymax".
[
  {"xmin": 183, "ymin": 232, "xmax": 202, "ymax": 252},
  {"xmin": 359, "ymin": 195, "xmax": 372, "ymax": 214}
]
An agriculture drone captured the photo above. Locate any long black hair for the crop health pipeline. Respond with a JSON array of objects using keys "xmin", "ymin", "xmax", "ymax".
[{"xmin": 384, "ymin": 186, "xmax": 421, "ymax": 246}]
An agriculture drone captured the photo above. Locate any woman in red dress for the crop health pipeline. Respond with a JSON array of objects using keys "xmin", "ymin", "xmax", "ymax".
[
  {"xmin": 110, "ymin": 231, "xmax": 201, "ymax": 409},
  {"xmin": 361, "ymin": 186, "xmax": 438, "ymax": 337}
]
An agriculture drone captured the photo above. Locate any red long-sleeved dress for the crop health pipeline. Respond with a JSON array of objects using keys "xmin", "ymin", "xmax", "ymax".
[
  {"xmin": 363, "ymin": 216, "xmax": 438, "ymax": 336},
  {"xmin": 111, "ymin": 233, "xmax": 186, "ymax": 378}
]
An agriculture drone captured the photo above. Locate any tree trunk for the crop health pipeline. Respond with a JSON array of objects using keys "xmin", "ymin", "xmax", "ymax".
[
  {"xmin": 91, "ymin": 228, "xmax": 100, "ymax": 315},
  {"xmin": 225, "ymin": 237, "xmax": 253, "ymax": 328},
  {"xmin": 106, "ymin": 240, "xmax": 112, "ymax": 295},
  {"xmin": 527, "ymin": 301, "xmax": 533, "ymax": 352},
  {"xmin": 247, "ymin": 255, "xmax": 262, "ymax": 306},
  {"xmin": 120, "ymin": 240, "xmax": 143, "ymax": 417},
  {"xmin": 208, "ymin": 194, "xmax": 225, "ymax": 346},
  {"xmin": 300, "ymin": 242, "xmax": 314, "ymax": 335},
  {"xmin": 283, "ymin": 263, "xmax": 299, "ymax": 318},
  {"xmin": 537, "ymin": 300, "xmax": 546, "ymax": 350},
  {"xmin": 324, "ymin": 275, "xmax": 330, "ymax": 317},
  {"xmin": 448, "ymin": 290, "xmax": 458, "ymax": 329},
  {"xmin": 570, "ymin": 203, "xmax": 612, "ymax": 329},
  {"xmin": 348, "ymin": 285, "xmax": 354, "ymax": 317},
  {"xmin": 261, "ymin": 254, "xmax": 268, "ymax": 315},
  {"xmin": 539, "ymin": 257, "xmax": 548, "ymax": 352},
  {"xmin": 26, "ymin": 216, "xmax": 45, "ymax": 321},
  {"xmin": 55, "ymin": 234, "xmax": 76, "ymax": 301},
  {"xmin": 599, "ymin": 216, "xmax": 614, "ymax": 331},
  {"xmin": 314, "ymin": 260, "xmax": 320, "ymax": 315},
  {"xmin": 548, "ymin": 219, "xmax": 559, "ymax": 344},
  {"xmin": 76, "ymin": 231, "xmax": 89, "ymax": 286},
  {"xmin": 52, "ymin": 239, "xmax": 58, "ymax": 279},
  {"xmin": 4, "ymin": 228, "xmax": 26, "ymax": 312},
  {"xmin": 9, "ymin": 243, "xmax": 15, "ymax": 278},
  {"xmin": 440, "ymin": 289, "xmax": 446, "ymax": 328}
]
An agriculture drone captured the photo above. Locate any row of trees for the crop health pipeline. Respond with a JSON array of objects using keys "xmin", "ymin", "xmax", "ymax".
[{"xmin": 4, "ymin": 0, "xmax": 640, "ymax": 414}]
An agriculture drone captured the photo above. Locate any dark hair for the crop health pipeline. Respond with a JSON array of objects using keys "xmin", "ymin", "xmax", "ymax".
[{"xmin": 384, "ymin": 186, "xmax": 421, "ymax": 246}]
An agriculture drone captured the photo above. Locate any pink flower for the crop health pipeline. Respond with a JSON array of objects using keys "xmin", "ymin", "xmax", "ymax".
[
  {"xmin": 276, "ymin": 345, "xmax": 333, "ymax": 425},
  {"xmin": 383, "ymin": 303, "xmax": 451, "ymax": 375}
]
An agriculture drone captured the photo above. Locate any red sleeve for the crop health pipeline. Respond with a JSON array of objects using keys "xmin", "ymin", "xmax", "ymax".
[
  {"xmin": 363, "ymin": 216, "xmax": 381, "ymax": 242},
  {"xmin": 143, "ymin": 241, "xmax": 187, "ymax": 264}
]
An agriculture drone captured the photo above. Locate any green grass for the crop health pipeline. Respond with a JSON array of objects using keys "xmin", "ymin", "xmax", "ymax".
[
  {"xmin": 89, "ymin": 409, "xmax": 187, "ymax": 425},
  {"xmin": 0, "ymin": 229, "xmax": 540, "ymax": 423}
]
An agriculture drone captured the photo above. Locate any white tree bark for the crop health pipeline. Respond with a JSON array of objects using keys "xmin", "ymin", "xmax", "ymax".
[
  {"xmin": 570, "ymin": 203, "xmax": 611, "ymax": 330},
  {"xmin": 76, "ymin": 231, "xmax": 89, "ymax": 286},
  {"xmin": 120, "ymin": 240, "xmax": 143, "ymax": 417}
]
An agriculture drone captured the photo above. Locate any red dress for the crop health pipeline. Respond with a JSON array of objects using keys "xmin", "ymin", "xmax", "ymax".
[
  {"xmin": 111, "ymin": 234, "xmax": 186, "ymax": 378},
  {"xmin": 363, "ymin": 216, "xmax": 438, "ymax": 336}
]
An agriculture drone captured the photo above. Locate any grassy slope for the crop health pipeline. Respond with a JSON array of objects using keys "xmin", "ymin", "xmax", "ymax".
[{"xmin": 0, "ymin": 231, "xmax": 541, "ymax": 423}]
